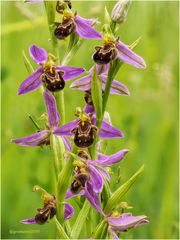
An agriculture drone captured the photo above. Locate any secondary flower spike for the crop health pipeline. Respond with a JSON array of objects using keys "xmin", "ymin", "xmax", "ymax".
[
  {"xmin": 21, "ymin": 185, "xmax": 74, "ymax": 224},
  {"xmin": 70, "ymin": 64, "xmax": 130, "ymax": 96},
  {"xmin": 54, "ymin": 10, "xmax": 102, "ymax": 40},
  {"xmin": 53, "ymin": 109, "xmax": 124, "ymax": 148},
  {"xmin": 18, "ymin": 44, "xmax": 84, "ymax": 95},
  {"xmin": 11, "ymin": 90, "xmax": 71, "ymax": 150},
  {"xmin": 93, "ymin": 35, "xmax": 146, "ymax": 68}
]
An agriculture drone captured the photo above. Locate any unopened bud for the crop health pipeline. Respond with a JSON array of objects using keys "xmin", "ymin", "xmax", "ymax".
[{"xmin": 111, "ymin": 0, "xmax": 131, "ymax": 24}]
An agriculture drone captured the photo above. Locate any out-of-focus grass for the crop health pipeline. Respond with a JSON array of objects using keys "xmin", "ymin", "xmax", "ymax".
[{"xmin": 1, "ymin": 1, "xmax": 179, "ymax": 239}]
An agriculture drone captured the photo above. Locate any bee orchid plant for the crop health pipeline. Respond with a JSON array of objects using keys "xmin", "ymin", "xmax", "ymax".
[{"xmin": 11, "ymin": 0, "xmax": 148, "ymax": 239}]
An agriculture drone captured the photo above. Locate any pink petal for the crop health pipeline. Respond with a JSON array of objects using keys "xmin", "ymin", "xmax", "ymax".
[
  {"xmin": 18, "ymin": 67, "xmax": 43, "ymax": 95},
  {"xmin": 29, "ymin": 44, "xmax": 48, "ymax": 64}
]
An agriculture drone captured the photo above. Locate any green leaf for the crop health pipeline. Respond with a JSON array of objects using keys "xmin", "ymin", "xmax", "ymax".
[
  {"xmin": 54, "ymin": 217, "xmax": 69, "ymax": 239},
  {"xmin": 54, "ymin": 91, "xmax": 65, "ymax": 125},
  {"xmin": 56, "ymin": 145, "xmax": 77, "ymax": 223},
  {"xmin": 22, "ymin": 50, "xmax": 34, "ymax": 74},
  {"xmin": 104, "ymin": 6, "xmax": 111, "ymax": 24},
  {"xmin": 61, "ymin": 38, "xmax": 84, "ymax": 65},
  {"xmin": 50, "ymin": 134, "xmax": 66, "ymax": 180},
  {"xmin": 93, "ymin": 219, "xmax": 108, "ymax": 239},
  {"xmin": 104, "ymin": 164, "xmax": 144, "ymax": 214},
  {"xmin": 130, "ymin": 36, "xmax": 142, "ymax": 50},
  {"xmin": 91, "ymin": 65, "xmax": 103, "ymax": 128},
  {"xmin": 71, "ymin": 199, "xmax": 91, "ymax": 239},
  {"xmin": 102, "ymin": 179, "xmax": 112, "ymax": 208}
]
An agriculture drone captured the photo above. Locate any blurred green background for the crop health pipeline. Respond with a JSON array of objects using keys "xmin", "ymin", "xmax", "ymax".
[{"xmin": 1, "ymin": 1, "xmax": 179, "ymax": 239}]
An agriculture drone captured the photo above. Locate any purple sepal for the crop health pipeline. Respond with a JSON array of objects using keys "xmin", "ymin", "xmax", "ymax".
[
  {"xmin": 90, "ymin": 163, "xmax": 110, "ymax": 182},
  {"xmin": 111, "ymin": 231, "xmax": 119, "ymax": 240},
  {"xmin": 56, "ymin": 66, "xmax": 85, "ymax": 81},
  {"xmin": 89, "ymin": 64, "xmax": 109, "ymax": 75},
  {"xmin": 44, "ymin": 91, "xmax": 60, "ymax": 128},
  {"xmin": 70, "ymin": 75, "xmax": 91, "ymax": 91},
  {"xmin": 61, "ymin": 136, "xmax": 72, "ymax": 151},
  {"xmin": 75, "ymin": 15, "xmax": 95, "ymax": 25},
  {"xmin": 84, "ymin": 104, "xmax": 95, "ymax": 114},
  {"xmin": 64, "ymin": 203, "xmax": 74, "ymax": 220},
  {"xmin": 18, "ymin": 67, "xmax": 43, "ymax": 95},
  {"xmin": 96, "ymin": 149, "xmax": 129, "ymax": 166},
  {"xmin": 85, "ymin": 182, "xmax": 104, "ymax": 215},
  {"xmin": 53, "ymin": 120, "xmax": 78, "ymax": 136},
  {"xmin": 29, "ymin": 44, "xmax": 48, "ymax": 65},
  {"xmin": 116, "ymin": 40, "xmax": 146, "ymax": 69},
  {"xmin": 11, "ymin": 130, "xmax": 50, "ymax": 147},
  {"xmin": 88, "ymin": 165, "xmax": 104, "ymax": 193},
  {"xmin": 107, "ymin": 213, "xmax": 149, "ymax": 232},
  {"xmin": 20, "ymin": 217, "xmax": 37, "ymax": 224},
  {"xmin": 75, "ymin": 15, "xmax": 102, "ymax": 40},
  {"xmin": 97, "ymin": 153, "xmax": 107, "ymax": 160},
  {"xmin": 99, "ymin": 120, "xmax": 124, "ymax": 138},
  {"xmin": 66, "ymin": 188, "xmax": 85, "ymax": 199},
  {"xmin": 100, "ymin": 75, "xmax": 130, "ymax": 96}
]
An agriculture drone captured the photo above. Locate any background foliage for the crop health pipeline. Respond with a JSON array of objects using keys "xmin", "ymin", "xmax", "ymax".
[{"xmin": 1, "ymin": 1, "xmax": 179, "ymax": 239}]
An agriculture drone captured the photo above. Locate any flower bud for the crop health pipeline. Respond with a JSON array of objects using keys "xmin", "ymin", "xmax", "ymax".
[{"xmin": 111, "ymin": 0, "xmax": 131, "ymax": 24}]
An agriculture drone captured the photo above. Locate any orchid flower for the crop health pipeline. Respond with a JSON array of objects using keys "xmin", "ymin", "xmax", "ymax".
[
  {"xmin": 93, "ymin": 34, "xmax": 146, "ymax": 68},
  {"xmin": 53, "ymin": 110, "xmax": 124, "ymax": 148},
  {"xmin": 66, "ymin": 149, "xmax": 128, "ymax": 214},
  {"xmin": 11, "ymin": 90, "xmax": 71, "ymax": 150},
  {"xmin": 70, "ymin": 64, "xmax": 130, "ymax": 96},
  {"xmin": 18, "ymin": 44, "xmax": 84, "ymax": 95},
  {"xmin": 107, "ymin": 213, "xmax": 149, "ymax": 239},
  {"xmin": 54, "ymin": 11, "xmax": 102, "ymax": 40},
  {"xmin": 20, "ymin": 185, "xmax": 74, "ymax": 225}
]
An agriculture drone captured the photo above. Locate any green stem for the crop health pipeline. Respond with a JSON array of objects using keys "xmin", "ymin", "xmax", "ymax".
[
  {"xmin": 102, "ymin": 60, "xmax": 122, "ymax": 114},
  {"xmin": 50, "ymin": 134, "xmax": 65, "ymax": 180},
  {"xmin": 44, "ymin": 1, "xmax": 59, "ymax": 58},
  {"xmin": 54, "ymin": 91, "xmax": 66, "ymax": 125}
]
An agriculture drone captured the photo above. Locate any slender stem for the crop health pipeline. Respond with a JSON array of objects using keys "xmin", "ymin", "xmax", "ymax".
[
  {"xmin": 44, "ymin": 1, "xmax": 59, "ymax": 58},
  {"xmin": 103, "ymin": 60, "xmax": 121, "ymax": 114},
  {"xmin": 54, "ymin": 91, "xmax": 66, "ymax": 125}
]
